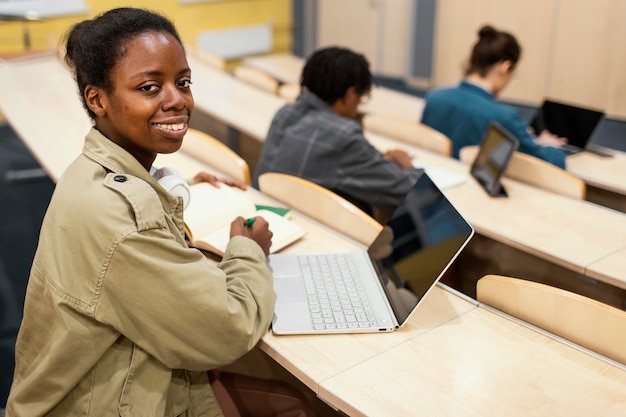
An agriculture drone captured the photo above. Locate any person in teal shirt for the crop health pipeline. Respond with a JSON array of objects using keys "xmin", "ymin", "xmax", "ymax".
[{"xmin": 421, "ymin": 25, "xmax": 567, "ymax": 168}]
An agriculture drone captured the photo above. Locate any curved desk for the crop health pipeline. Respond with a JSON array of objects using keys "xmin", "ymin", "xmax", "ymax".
[
  {"xmin": 242, "ymin": 53, "xmax": 425, "ymax": 121},
  {"xmin": 368, "ymin": 132, "xmax": 626, "ymax": 297},
  {"xmin": 567, "ymin": 150, "xmax": 626, "ymax": 213}
]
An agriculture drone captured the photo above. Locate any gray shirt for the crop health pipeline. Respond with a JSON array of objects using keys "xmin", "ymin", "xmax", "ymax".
[{"xmin": 254, "ymin": 91, "xmax": 420, "ymax": 210}]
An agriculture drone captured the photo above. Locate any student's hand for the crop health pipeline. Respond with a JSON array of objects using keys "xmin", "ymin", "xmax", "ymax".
[
  {"xmin": 534, "ymin": 130, "xmax": 567, "ymax": 147},
  {"xmin": 230, "ymin": 216, "xmax": 273, "ymax": 257},
  {"xmin": 193, "ymin": 171, "xmax": 247, "ymax": 190},
  {"xmin": 383, "ymin": 149, "xmax": 414, "ymax": 169}
]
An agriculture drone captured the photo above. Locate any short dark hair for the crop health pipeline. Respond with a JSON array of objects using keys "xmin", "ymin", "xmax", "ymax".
[
  {"xmin": 63, "ymin": 7, "xmax": 183, "ymax": 119},
  {"xmin": 465, "ymin": 25, "xmax": 521, "ymax": 77},
  {"xmin": 300, "ymin": 46, "xmax": 372, "ymax": 105}
]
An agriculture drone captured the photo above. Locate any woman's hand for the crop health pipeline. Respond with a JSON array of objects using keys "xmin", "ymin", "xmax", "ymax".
[
  {"xmin": 534, "ymin": 130, "xmax": 567, "ymax": 147},
  {"xmin": 230, "ymin": 216, "xmax": 273, "ymax": 257},
  {"xmin": 193, "ymin": 171, "xmax": 247, "ymax": 190}
]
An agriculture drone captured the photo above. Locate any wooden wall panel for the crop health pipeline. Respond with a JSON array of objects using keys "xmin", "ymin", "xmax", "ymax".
[
  {"xmin": 546, "ymin": 0, "xmax": 626, "ymax": 118},
  {"xmin": 433, "ymin": 0, "xmax": 626, "ymax": 118},
  {"xmin": 433, "ymin": 0, "xmax": 556, "ymax": 105},
  {"xmin": 316, "ymin": 0, "xmax": 379, "ymax": 69}
]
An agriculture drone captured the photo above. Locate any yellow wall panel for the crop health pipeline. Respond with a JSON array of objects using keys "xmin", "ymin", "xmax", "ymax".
[{"xmin": 0, "ymin": 0, "xmax": 292, "ymax": 55}]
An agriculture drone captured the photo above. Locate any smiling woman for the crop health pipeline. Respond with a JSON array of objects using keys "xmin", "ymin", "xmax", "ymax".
[{"xmin": 3, "ymin": 7, "xmax": 313, "ymax": 417}]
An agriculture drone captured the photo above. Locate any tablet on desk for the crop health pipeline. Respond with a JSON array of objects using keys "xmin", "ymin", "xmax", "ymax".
[{"xmin": 470, "ymin": 122, "xmax": 519, "ymax": 197}]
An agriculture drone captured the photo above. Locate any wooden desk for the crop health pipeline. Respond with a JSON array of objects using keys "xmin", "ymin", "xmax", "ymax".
[
  {"xmin": 260, "ymin": 284, "xmax": 478, "ymax": 393},
  {"xmin": 585, "ymin": 247, "xmax": 626, "ymax": 292},
  {"xmin": 0, "ymin": 52, "xmax": 91, "ymax": 182},
  {"xmin": 187, "ymin": 51, "xmax": 286, "ymax": 142},
  {"xmin": 567, "ymin": 150, "xmax": 626, "ymax": 213},
  {"xmin": 317, "ymin": 304, "xmax": 626, "ymax": 416},
  {"xmin": 567, "ymin": 150, "xmax": 626, "ymax": 195},
  {"xmin": 242, "ymin": 53, "xmax": 425, "ymax": 121},
  {"xmin": 369, "ymin": 132, "xmax": 626, "ymax": 274}
]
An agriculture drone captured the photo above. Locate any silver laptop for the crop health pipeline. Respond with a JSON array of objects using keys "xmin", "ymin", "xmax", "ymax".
[{"xmin": 268, "ymin": 172, "xmax": 474, "ymax": 335}]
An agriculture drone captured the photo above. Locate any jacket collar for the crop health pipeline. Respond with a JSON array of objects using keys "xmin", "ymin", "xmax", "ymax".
[{"xmin": 81, "ymin": 127, "xmax": 181, "ymax": 213}]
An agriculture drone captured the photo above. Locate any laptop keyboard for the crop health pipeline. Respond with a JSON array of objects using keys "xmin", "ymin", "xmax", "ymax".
[{"xmin": 298, "ymin": 253, "xmax": 377, "ymax": 330}]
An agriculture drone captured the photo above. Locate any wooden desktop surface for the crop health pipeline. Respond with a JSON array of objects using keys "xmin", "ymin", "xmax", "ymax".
[
  {"xmin": 567, "ymin": 149, "xmax": 626, "ymax": 195},
  {"xmin": 567, "ymin": 150, "xmax": 626, "ymax": 213},
  {"xmin": 242, "ymin": 53, "xmax": 425, "ymax": 121},
  {"xmin": 260, "ymin": 284, "xmax": 478, "ymax": 393},
  {"xmin": 0, "ymin": 52, "xmax": 91, "ymax": 182},
  {"xmin": 317, "ymin": 304, "xmax": 626, "ymax": 417},
  {"xmin": 584, "ymin": 247, "xmax": 626, "ymax": 291}
]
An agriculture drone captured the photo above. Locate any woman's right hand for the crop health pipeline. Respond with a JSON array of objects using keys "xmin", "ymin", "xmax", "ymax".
[
  {"xmin": 230, "ymin": 216, "xmax": 273, "ymax": 257},
  {"xmin": 535, "ymin": 130, "xmax": 567, "ymax": 147}
]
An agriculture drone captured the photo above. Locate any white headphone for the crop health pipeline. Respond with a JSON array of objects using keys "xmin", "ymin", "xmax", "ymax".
[{"xmin": 150, "ymin": 166, "xmax": 191, "ymax": 209}]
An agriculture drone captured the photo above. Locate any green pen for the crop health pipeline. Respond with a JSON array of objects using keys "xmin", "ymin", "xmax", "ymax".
[{"xmin": 244, "ymin": 217, "xmax": 255, "ymax": 227}]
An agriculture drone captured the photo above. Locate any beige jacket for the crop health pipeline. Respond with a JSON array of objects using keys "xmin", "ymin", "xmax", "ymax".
[{"xmin": 6, "ymin": 128, "xmax": 276, "ymax": 416}]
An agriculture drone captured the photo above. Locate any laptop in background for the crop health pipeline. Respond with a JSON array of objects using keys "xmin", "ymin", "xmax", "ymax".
[
  {"xmin": 530, "ymin": 99, "xmax": 605, "ymax": 155},
  {"xmin": 268, "ymin": 172, "xmax": 474, "ymax": 335},
  {"xmin": 470, "ymin": 122, "xmax": 519, "ymax": 198}
]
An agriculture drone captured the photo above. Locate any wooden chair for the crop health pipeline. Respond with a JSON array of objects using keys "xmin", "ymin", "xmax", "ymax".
[
  {"xmin": 184, "ymin": 43, "xmax": 226, "ymax": 70},
  {"xmin": 477, "ymin": 275, "xmax": 626, "ymax": 365},
  {"xmin": 362, "ymin": 113, "xmax": 452, "ymax": 157},
  {"xmin": 257, "ymin": 172, "xmax": 383, "ymax": 246},
  {"xmin": 459, "ymin": 146, "xmax": 586, "ymax": 199},
  {"xmin": 180, "ymin": 128, "xmax": 251, "ymax": 185},
  {"xmin": 233, "ymin": 65, "xmax": 279, "ymax": 95}
]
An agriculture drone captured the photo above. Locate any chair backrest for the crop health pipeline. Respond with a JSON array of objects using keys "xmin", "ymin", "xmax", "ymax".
[
  {"xmin": 180, "ymin": 128, "xmax": 251, "ymax": 185},
  {"xmin": 233, "ymin": 65, "xmax": 279, "ymax": 95},
  {"xmin": 459, "ymin": 146, "xmax": 586, "ymax": 199},
  {"xmin": 477, "ymin": 274, "xmax": 626, "ymax": 365},
  {"xmin": 257, "ymin": 172, "xmax": 383, "ymax": 246},
  {"xmin": 277, "ymin": 83, "xmax": 300, "ymax": 102},
  {"xmin": 185, "ymin": 43, "xmax": 226, "ymax": 71},
  {"xmin": 362, "ymin": 113, "xmax": 452, "ymax": 157}
]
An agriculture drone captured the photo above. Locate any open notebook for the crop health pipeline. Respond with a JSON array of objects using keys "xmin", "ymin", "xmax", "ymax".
[
  {"xmin": 268, "ymin": 171, "xmax": 474, "ymax": 335},
  {"xmin": 183, "ymin": 183, "xmax": 305, "ymax": 257}
]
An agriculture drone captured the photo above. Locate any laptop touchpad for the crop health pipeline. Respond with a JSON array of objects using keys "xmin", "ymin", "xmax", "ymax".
[{"xmin": 274, "ymin": 276, "xmax": 307, "ymax": 303}]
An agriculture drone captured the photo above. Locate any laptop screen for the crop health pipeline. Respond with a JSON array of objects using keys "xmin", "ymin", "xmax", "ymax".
[
  {"xmin": 470, "ymin": 122, "xmax": 519, "ymax": 196},
  {"xmin": 530, "ymin": 99, "xmax": 604, "ymax": 149},
  {"xmin": 368, "ymin": 172, "xmax": 474, "ymax": 325}
]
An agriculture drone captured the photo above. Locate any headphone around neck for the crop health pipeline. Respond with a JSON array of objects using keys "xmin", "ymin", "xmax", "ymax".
[{"xmin": 150, "ymin": 166, "xmax": 190, "ymax": 209}]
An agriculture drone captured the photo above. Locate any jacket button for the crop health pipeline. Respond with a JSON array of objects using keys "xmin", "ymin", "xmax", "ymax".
[{"xmin": 114, "ymin": 175, "xmax": 127, "ymax": 183}]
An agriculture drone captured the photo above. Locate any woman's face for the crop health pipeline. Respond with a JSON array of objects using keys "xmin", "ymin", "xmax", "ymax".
[{"xmin": 87, "ymin": 31, "xmax": 194, "ymax": 169}]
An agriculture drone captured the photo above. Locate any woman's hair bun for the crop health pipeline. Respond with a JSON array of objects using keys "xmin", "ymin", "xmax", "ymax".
[{"xmin": 478, "ymin": 25, "xmax": 497, "ymax": 40}]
